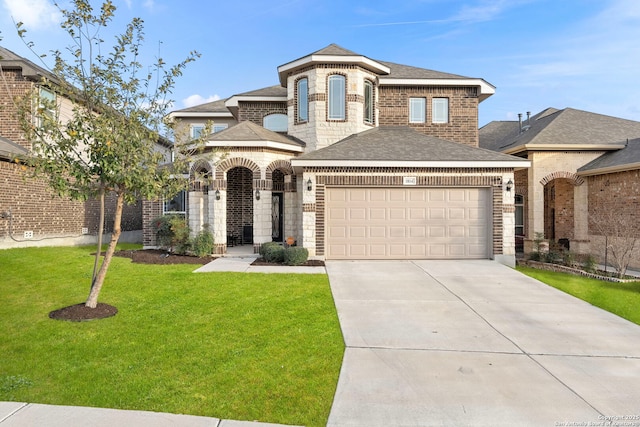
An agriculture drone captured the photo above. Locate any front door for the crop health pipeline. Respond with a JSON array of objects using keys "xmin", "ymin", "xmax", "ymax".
[{"xmin": 272, "ymin": 193, "xmax": 284, "ymax": 242}]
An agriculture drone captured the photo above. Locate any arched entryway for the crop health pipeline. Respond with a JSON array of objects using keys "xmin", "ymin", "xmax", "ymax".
[
  {"xmin": 227, "ymin": 166, "xmax": 254, "ymax": 245},
  {"xmin": 540, "ymin": 171, "xmax": 584, "ymax": 249}
]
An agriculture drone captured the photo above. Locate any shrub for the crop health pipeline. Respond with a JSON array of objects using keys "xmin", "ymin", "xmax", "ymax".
[
  {"xmin": 170, "ymin": 216, "xmax": 191, "ymax": 255},
  {"xmin": 151, "ymin": 215, "xmax": 174, "ymax": 249},
  {"xmin": 582, "ymin": 254, "xmax": 598, "ymax": 273},
  {"xmin": 263, "ymin": 243, "xmax": 285, "ymax": 263},
  {"xmin": 192, "ymin": 225, "xmax": 214, "ymax": 257},
  {"xmin": 260, "ymin": 241, "xmax": 280, "ymax": 257},
  {"xmin": 284, "ymin": 246, "xmax": 308, "ymax": 266}
]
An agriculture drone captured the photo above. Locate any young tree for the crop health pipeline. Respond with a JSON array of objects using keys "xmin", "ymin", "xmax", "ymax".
[
  {"xmin": 16, "ymin": 0, "xmax": 204, "ymax": 308},
  {"xmin": 590, "ymin": 207, "xmax": 639, "ymax": 279}
]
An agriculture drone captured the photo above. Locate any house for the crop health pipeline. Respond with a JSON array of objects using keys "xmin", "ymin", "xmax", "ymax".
[
  {"xmin": 480, "ymin": 108, "xmax": 640, "ymax": 267},
  {"xmin": 144, "ymin": 44, "xmax": 530, "ymax": 266},
  {"xmin": 0, "ymin": 46, "xmax": 169, "ymax": 248}
]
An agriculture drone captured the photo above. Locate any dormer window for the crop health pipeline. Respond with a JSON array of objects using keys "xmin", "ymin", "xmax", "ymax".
[
  {"xmin": 328, "ymin": 75, "xmax": 346, "ymax": 120},
  {"xmin": 297, "ymin": 78, "xmax": 308, "ymax": 122},
  {"xmin": 364, "ymin": 80, "xmax": 374, "ymax": 125},
  {"xmin": 264, "ymin": 113, "xmax": 288, "ymax": 132}
]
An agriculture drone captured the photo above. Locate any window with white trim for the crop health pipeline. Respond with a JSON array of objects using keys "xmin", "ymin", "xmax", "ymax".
[
  {"xmin": 432, "ymin": 98, "xmax": 449, "ymax": 123},
  {"xmin": 164, "ymin": 190, "xmax": 186, "ymax": 215},
  {"xmin": 263, "ymin": 113, "xmax": 288, "ymax": 132},
  {"xmin": 364, "ymin": 80, "xmax": 374, "ymax": 124},
  {"xmin": 297, "ymin": 78, "xmax": 308, "ymax": 122},
  {"xmin": 38, "ymin": 86, "xmax": 56, "ymax": 126},
  {"xmin": 328, "ymin": 75, "xmax": 346, "ymax": 120},
  {"xmin": 190, "ymin": 124, "xmax": 205, "ymax": 139},
  {"xmin": 212, "ymin": 124, "xmax": 228, "ymax": 133},
  {"xmin": 409, "ymin": 97, "xmax": 426, "ymax": 123}
]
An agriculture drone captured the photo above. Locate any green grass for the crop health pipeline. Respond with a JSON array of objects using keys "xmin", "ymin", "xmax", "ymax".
[
  {"xmin": 0, "ymin": 245, "xmax": 344, "ymax": 427},
  {"xmin": 517, "ymin": 266, "xmax": 640, "ymax": 326}
]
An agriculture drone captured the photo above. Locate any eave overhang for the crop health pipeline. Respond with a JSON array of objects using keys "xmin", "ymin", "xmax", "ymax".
[
  {"xmin": 277, "ymin": 55, "xmax": 391, "ymax": 86},
  {"xmin": 291, "ymin": 159, "xmax": 531, "ymax": 173},
  {"xmin": 577, "ymin": 162, "xmax": 640, "ymax": 177},
  {"xmin": 167, "ymin": 111, "xmax": 233, "ymax": 119},
  {"xmin": 205, "ymin": 140, "xmax": 303, "ymax": 153},
  {"xmin": 503, "ymin": 144, "xmax": 626, "ymax": 156},
  {"xmin": 378, "ymin": 78, "xmax": 496, "ymax": 102}
]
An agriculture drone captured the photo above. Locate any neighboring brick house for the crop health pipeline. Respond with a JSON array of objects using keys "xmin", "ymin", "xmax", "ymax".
[
  {"xmin": 145, "ymin": 44, "xmax": 529, "ymax": 266},
  {"xmin": 0, "ymin": 46, "xmax": 169, "ymax": 248},
  {"xmin": 480, "ymin": 108, "xmax": 640, "ymax": 268}
]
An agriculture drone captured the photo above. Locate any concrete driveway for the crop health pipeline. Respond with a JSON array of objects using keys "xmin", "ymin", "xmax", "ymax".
[{"xmin": 325, "ymin": 260, "xmax": 640, "ymax": 426}]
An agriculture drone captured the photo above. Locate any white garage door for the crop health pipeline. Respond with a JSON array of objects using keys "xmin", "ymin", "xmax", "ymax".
[{"xmin": 325, "ymin": 187, "xmax": 490, "ymax": 259}]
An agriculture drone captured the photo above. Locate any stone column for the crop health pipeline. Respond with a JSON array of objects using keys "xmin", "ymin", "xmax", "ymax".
[
  {"xmin": 301, "ymin": 173, "xmax": 316, "ymax": 256},
  {"xmin": 573, "ymin": 181, "xmax": 590, "ymax": 254},
  {"xmin": 253, "ymin": 179, "xmax": 272, "ymax": 253},
  {"xmin": 212, "ymin": 181, "xmax": 226, "ymax": 255}
]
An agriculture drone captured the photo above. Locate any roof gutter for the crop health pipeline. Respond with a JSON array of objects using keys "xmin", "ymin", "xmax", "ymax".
[
  {"xmin": 291, "ymin": 159, "xmax": 531, "ymax": 169},
  {"xmin": 503, "ymin": 144, "xmax": 626, "ymax": 156},
  {"xmin": 378, "ymin": 78, "xmax": 496, "ymax": 102},
  {"xmin": 577, "ymin": 162, "xmax": 640, "ymax": 177}
]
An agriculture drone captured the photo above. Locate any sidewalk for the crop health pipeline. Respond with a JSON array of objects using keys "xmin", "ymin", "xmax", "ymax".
[
  {"xmin": 193, "ymin": 255, "xmax": 326, "ymax": 274},
  {"xmin": 0, "ymin": 402, "xmax": 301, "ymax": 427}
]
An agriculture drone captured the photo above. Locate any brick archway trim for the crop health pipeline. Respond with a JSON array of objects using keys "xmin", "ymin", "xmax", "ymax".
[
  {"xmin": 266, "ymin": 159, "xmax": 294, "ymax": 179},
  {"xmin": 539, "ymin": 171, "xmax": 584, "ymax": 186},
  {"xmin": 215, "ymin": 157, "xmax": 261, "ymax": 180}
]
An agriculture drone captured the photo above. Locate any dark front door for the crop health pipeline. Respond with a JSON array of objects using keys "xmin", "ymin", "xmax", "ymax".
[{"xmin": 272, "ymin": 193, "xmax": 283, "ymax": 242}]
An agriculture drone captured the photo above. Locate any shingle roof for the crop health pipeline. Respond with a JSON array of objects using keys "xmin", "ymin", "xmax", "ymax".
[
  {"xmin": 172, "ymin": 98, "xmax": 229, "ymax": 114},
  {"xmin": 480, "ymin": 108, "xmax": 640, "ymax": 153},
  {"xmin": 296, "ymin": 126, "xmax": 524, "ymax": 162},
  {"xmin": 579, "ymin": 138, "xmax": 640, "ymax": 173},
  {"xmin": 309, "ymin": 44, "xmax": 361, "ymax": 56},
  {"xmin": 0, "ymin": 45, "xmax": 53, "ymax": 80},
  {"xmin": 376, "ymin": 60, "xmax": 471, "ymax": 80},
  {"xmin": 232, "ymin": 85, "xmax": 287, "ymax": 97},
  {"xmin": 0, "ymin": 136, "xmax": 28, "ymax": 161},
  {"xmin": 206, "ymin": 120, "xmax": 304, "ymax": 148}
]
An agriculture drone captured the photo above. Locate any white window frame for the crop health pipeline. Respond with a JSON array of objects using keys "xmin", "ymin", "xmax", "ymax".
[
  {"xmin": 364, "ymin": 80, "xmax": 374, "ymax": 124},
  {"xmin": 263, "ymin": 113, "xmax": 288, "ymax": 132},
  {"xmin": 328, "ymin": 74, "xmax": 346, "ymax": 120},
  {"xmin": 38, "ymin": 86, "xmax": 57, "ymax": 126},
  {"xmin": 212, "ymin": 124, "xmax": 228, "ymax": 133},
  {"xmin": 432, "ymin": 98, "xmax": 449, "ymax": 124},
  {"xmin": 297, "ymin": 78, "xmax": 308, "ymax": 122},
  {"xmin": 163, "ymin": 190, "xmax": 187, "ymax": 215},
  {"xmin": 190, "ymin": 124, "xmax": 205, "ymax": 139},
  {"xmin": 409, "ymin": 97, "xmax": 426, "ymax": 123}
]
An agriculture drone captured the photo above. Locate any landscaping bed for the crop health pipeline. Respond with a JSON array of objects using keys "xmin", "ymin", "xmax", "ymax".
[{"xmin": 517, "ymin": 259, "xmax": 639, "ymax": 283}]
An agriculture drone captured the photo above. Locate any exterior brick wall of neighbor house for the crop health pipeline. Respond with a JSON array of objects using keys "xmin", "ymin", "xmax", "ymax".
[
  {"xmin": 587, "ymin": 170, "xmax": 640, "ymax": 269},
  {"xmin": 377, "ymin": 86, "xmax": 479, "ymax": 147},
  {"xmin": 0, "ymin": 69, "xmax": 31, "ymax": 149},
  {"xmin": 238, "ymin": 101, "xmax": 287, "ymax": 126},
  {"xmin": 142, "ymin": 199, "xmax": 163, "ymax": 246}
]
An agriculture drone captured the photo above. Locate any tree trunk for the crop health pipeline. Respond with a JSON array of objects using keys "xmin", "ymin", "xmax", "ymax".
[
  {"xmin": 91, "ymin": 186, "xmax": 105, "ymax": 285},
  {"xmin": 85, "ymin": 191, "xmax": 124, "ymax": 308}
]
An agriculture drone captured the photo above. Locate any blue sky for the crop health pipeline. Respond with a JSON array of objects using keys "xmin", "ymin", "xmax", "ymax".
[{"xmin": 1, "ymin": 0, "xmax": 639, "ymax": 126}]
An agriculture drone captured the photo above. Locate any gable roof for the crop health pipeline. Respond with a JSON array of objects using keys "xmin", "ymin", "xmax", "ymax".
[
  {"xmin": 204, "ymin": 120, "xmax": 304, "ymax": 152},
  {"xmin": 291, "ymin": 126, "xmax": 529, "ymax": 168},
  {"xmin": 480, "ymin": 108, "xmax": 640, "ymax": 155},
  {"xmin": 578, "ymin": 138, "xmax": 640, "ymax": 175},
  {"xmin": 0, "ymin": 46, "xmax": 52, "ymax": 80}
]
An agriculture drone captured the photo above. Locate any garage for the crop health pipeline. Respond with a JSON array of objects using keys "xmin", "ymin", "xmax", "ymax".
[{"xmin": 325, "ymin": 187, "xmax": 491, "ymax": 260}]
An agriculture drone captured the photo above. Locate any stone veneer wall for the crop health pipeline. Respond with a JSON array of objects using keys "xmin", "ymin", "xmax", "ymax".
[{"xmin": 377, "ymin": 86, "xmax": 479, "ymax": 147}]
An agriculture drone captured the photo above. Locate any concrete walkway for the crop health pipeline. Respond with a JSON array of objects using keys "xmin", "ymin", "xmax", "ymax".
[
  {"xmin": 325, "ymin": 260, "xmax": 640, "ymax": 426},
  {"xmin": 194, "ymin": 255, "xmax": 326, "ymax": 274}
]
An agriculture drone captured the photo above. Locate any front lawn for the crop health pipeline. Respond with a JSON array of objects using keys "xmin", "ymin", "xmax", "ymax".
[
  {"xmin": 517, "ymin": 266, "xmax": 640, "ymax": 326},
  {"xmin": 0, "ymin": 245, "xmax": 344, "ymax": 427}
]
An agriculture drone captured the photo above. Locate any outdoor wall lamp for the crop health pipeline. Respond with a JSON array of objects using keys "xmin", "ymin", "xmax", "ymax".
[
  {"xmin": 215, "ymin": 189, "xmax": 220, "ymax": 200},
  {"xmin": 255, "ymin": 189, "xmax": 261, "ymax": 200},
  {"xmin": 506, "ymin": 179, "xmax": 513, "ymax": 192},
  {"xmin": 307, "ymin": 178, "xmax": 312, "ymax": 191}
]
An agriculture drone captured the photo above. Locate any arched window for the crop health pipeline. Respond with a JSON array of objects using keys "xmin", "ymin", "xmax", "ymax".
[
  {"xmin": 328, "ymin": 75, "xmax": 345, "ymax": 120},
  {"xmin": 297, "ymin": 78, "xmax": 308, "ymax": 122},
  {"xmin": 263, "ymin": 113, "xmax": 288, "ymax": 132}
]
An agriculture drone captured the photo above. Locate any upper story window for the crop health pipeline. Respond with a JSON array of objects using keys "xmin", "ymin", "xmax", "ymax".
[
  {"xmin": 212, "ymin": 124, "xmax": 228, "ymax": 133},
  {"xmin": 432, "ymin": 98, "xmax": 449, "ymax": 124},
  {"xmin": 328, "ymin": 74, "xmax": 346, "ymax": 120},
  {"xmin": 409, "ymin": 97, "xmax": 426, "ymax": 123},
  {"xmin": 364, "ymin": 80, "xmax": 374, "ymax": 125},
  {"xmin": 191, "ymin": 124, "xmax": 205, "ymax": 139},
  {"xmin": 297, "ymin": 78, "xmax": 308, "ymax": 122},
  {"xmin": 38, "ymin": 86, "xmax": 56, "ymax": 126},
  {"xmin": 263, "ymin": 113, "xmax": 288, "ymax": 132}
]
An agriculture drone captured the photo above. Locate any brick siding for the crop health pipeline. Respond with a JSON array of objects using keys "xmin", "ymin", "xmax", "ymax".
[
  {"xmin": 587, "ymin": 170, "xmax": 640, "ymax": 238},
  {"xmin": 237, "ymin": 101, "xmax": 287, "ymax": 126},
  {"xmin": 377, "ymin": 86, "xmax": 479, "ymax": 147}
]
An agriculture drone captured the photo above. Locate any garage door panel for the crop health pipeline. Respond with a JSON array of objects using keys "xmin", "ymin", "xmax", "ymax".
[{"xmin": 326, "ymin": 187, "xmax": 490, "ymax": 260}]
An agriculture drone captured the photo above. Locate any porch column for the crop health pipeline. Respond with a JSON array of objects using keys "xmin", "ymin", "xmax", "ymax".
[
  {"xmin": 301, "ymin": 173, "xmax": 316, "ymax": 257},
  {"xmin": 525, "ymin": 152, "xmax": 545, "ymax": 253},
  {"xmin": 283, "ymin": 175, "xmax": 298, "ymax": 244},
  {"xmin": 212, "ymin": 180, "xmax": 226, "ymax": 255},
  {"xmin": 253, "ymin": 179, "xmax": 272, "ymax": 253}
]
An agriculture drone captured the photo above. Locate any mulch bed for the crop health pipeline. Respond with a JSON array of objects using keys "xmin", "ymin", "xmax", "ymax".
[
  {"xmin": 49, "ymin": 303, "xmax": 118, "ymax": 322},
  {"xmin": 251, "ymin": 257, "xmax": 325, "ymax": 267},
  {"xmin": 113, "ymin": 249, "xmax": 211, "ymax": 265}
]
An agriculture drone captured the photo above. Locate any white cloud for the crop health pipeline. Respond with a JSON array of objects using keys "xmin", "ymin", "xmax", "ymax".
[
  {"xmin": 2, "ymin": 0, "xmax": 60, "ymax": 29},
  {"xmin": 182, "ymin": 94, "xmax": 221, "ymax": 108}
]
